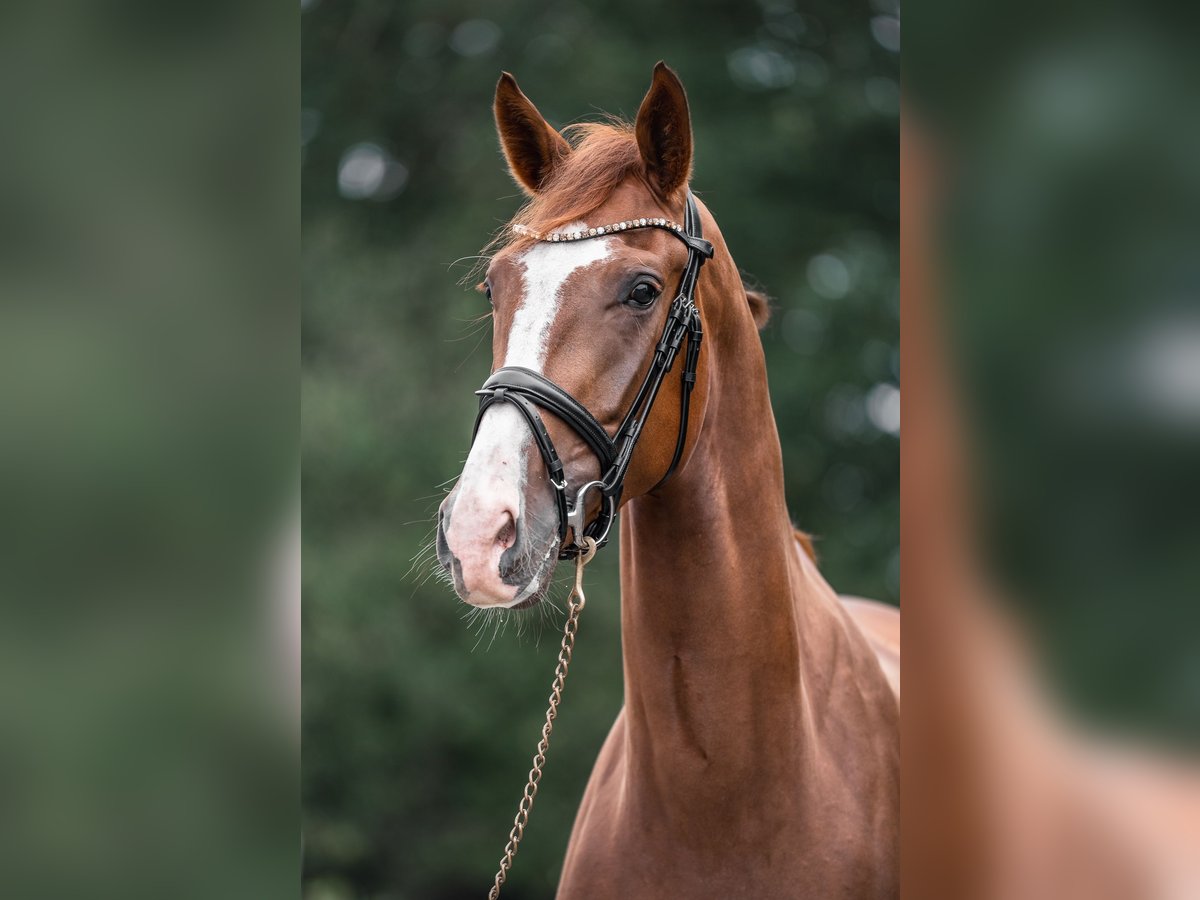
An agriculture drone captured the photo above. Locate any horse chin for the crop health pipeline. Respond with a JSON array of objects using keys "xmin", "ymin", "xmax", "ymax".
[
  {"xmin": 506, "ymin": 549, "xmax": 559, "ymax": 610},
  {"xmin": 510, "ymin": 590, "xmax": 546, "ymax": 611}
]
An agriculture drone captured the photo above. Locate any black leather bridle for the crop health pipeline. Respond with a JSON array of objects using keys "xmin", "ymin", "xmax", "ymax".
[{"xmin": 472, "ymin": 191, "xmax": 714, "ymax": 559}]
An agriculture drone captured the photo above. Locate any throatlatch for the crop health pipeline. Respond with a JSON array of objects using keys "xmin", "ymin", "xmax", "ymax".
[{"xmin": 472, "ymin": 191, "xmax": 713, "ymax": 558}]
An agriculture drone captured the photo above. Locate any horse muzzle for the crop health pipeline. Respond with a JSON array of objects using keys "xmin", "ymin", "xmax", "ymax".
[{"xmin": 436, "ymin": 479, "xmax": 560, "ymax": 609}]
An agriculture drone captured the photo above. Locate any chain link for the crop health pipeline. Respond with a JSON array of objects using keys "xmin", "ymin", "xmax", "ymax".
[{"xmin": 487, "ymin": 537, "xmax": 598, "ymax": 900}]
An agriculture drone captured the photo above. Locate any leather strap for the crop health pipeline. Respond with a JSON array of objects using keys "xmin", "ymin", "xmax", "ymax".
[
  {"xmin": 477, "ymin": 367, "xmax": 615, "ymax": 472},
  {"xmin": 472, "ymin": 387, "xmax": 571, "ymax": 545},
  {"xmin": 648, "ymin": 193, "xmax": 707, "ymax": 491}
]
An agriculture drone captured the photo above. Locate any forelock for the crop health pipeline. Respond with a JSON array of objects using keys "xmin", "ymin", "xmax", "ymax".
[{"xmin": 505, "ymin": 121, "xmax": 647, "ymax": 247}]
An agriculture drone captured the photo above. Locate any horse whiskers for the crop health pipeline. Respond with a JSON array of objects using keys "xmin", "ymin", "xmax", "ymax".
[
  {"xmin": 445, "ymin": 316, "xmax": 492, "ymax": 344},
  {"xmin": 405, "ymin": 530, "xmax": 439, "ymax": 577},
  {"xmin": 453, "ymin": 577, "xmax": 574, "ymax": 651},
  {"xmin": 469, "ymin": 609, "xmax": 492, "ymax": 653},
  {"xmin": 448, "ymin": 307, "xmax": 494, "ymax": 325},
  {"xmin": 408, "ymin": 535, "xmax": 458, "ymax": 594},
  {"xmin": 453, "ymin": 325, "xmax": 491, "ymax": 373},
  {"xmin": 448, "ymin": 253, "xmax": 492, "ymax": 266},
  {"xmin": 405, "ymin": 488, "xmax": 459, "ymax": 589},
  {"xmin": 431, "ymin": 472, "xmax": 461, "ymax": 490},
  {"xmin": 448, "ymin": 254, "xmax": 493, "ymax": 280}
]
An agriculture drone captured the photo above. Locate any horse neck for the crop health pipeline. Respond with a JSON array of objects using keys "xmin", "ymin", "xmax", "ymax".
[{"xmin": 616, "ymin": 258, "xmax": 814, "ymax": 796}]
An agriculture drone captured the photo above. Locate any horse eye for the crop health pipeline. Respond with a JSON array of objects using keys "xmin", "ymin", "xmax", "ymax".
[
  {"xmin": 626, "ymin": 282, "xmax": 661, "ymax": 308},
  {"xmin": 484, "ymin": 283, "xmax": 493, "ymax": 305}
]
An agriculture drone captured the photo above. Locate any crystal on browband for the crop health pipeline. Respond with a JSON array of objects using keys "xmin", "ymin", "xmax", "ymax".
[{"xmin": 511, "ymin": 217, "xmax": 685, "ymax": 243}]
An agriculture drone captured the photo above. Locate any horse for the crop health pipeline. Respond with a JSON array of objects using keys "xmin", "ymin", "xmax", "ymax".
[{"xmin": 435, "ymin": 63, "xmax": 899, "ymax": 899}]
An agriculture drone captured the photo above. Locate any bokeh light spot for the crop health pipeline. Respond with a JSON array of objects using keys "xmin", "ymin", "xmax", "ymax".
[
  {"xmin": 728, "ymin": 46, "xmax": 797, "ymax": 91},
  {"xmin": 869, "ymin": 16, "xmax": 900, "ymax": 53},
  {"xmin": 807, "ymin": 253, "xmax": 852, "ymax": 299},
  {"xmin": 865, "ymin": 76, "xmax": 900, "ymax": 116},
  {"xmin": 449, "ymin": 19, "xmax": 501, "ymax": 58},
  {"xmin": 337, "ymin": 144, "xmax": 408, "ymax": 201},
  {"xmin": 825, "ymin": 383, "xmax": 869, "ymax": 439},
  {"xmin": 866, "ymin": 382, "xmax": 900, "ymax": 435}
]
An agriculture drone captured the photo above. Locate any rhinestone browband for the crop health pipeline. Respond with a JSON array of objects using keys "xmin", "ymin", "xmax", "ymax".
[{"xmin": 511, "ymin": 217, "xmax": 685, "ymax": 243}]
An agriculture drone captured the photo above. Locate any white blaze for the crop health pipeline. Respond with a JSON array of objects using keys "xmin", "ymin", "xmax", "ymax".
[
  {"xmin": 446, "ymin": 228, "xmax": 613, "ymax": 605},
  {"xmin": 503, "ymin": 231, "xmax": 613, "ymax": 369}
]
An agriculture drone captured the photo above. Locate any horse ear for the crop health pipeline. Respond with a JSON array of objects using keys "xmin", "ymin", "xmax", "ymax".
[
  {"xmin": 745, "ymin": 287, "xmax": 773, "ymax": 330},
  {"xmin": 494, "ymin": 72, "xmax": 571, "ymax": 195},
  {"xmin": 635, "ymin": 62, "xmax": 693, "ymax": 200}
]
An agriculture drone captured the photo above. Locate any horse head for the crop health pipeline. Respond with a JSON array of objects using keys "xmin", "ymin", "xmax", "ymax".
[{"xmin": 436, "ymin": 64, "xmax": 715, "ymax": 608}]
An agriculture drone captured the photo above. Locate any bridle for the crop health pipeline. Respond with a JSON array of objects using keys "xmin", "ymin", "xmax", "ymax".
[{"xmin": 471, "ymin": 190, "xmax": 714, "ymax": 559}]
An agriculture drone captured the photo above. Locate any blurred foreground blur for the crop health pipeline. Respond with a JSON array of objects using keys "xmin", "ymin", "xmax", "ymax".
[
  {"xmin": 0, "ymin": 2, "xmax": 297, "ymax": 898},
  {"xmin": 904, "ymin": 7, "xmax": 1200, "ymax": 897}
]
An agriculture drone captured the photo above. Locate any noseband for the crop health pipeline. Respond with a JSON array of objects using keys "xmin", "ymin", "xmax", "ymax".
[{"xmin": 472, "ymin": 191, "xmax": 714, "ymax": 559}]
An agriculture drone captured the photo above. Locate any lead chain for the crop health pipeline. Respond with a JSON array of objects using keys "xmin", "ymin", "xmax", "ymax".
[{"xmin": 487, "ymin": 537, "xmax": 598, "ymax": 900}]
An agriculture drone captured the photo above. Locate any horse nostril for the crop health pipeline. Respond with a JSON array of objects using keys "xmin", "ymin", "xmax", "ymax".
[
  {"xmin": 496, "ymin": 511, "xmax": 516, "ymax": 550},
  {"xmin": 436, "ymin": 510, "xmax": 451, "ymax": 563}
]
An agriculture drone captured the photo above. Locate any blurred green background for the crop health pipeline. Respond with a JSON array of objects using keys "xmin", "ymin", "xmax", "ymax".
[
  {"xmin": 908, "ymin": 6, "xmax": 1200, "ymax": 749},
  {"xmin": 302, "ymin": 1, "xmax": 898, "ymax": 897},
  {"xmin": 1, "ymin": 2, "xmax": 296, "ymax": 899}
]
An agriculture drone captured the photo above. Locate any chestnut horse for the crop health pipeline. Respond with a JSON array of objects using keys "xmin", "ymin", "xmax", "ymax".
[{"xmin": 436, "ymin": 64, "xmax": 899, "ymax": 898}]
